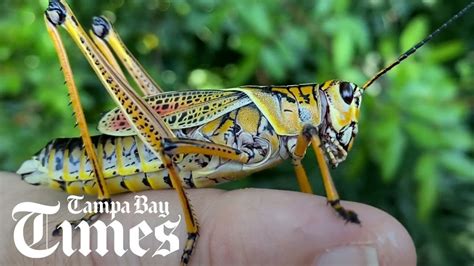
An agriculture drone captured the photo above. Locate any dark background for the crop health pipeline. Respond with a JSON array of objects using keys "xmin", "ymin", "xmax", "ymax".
[{"xmin": 0, "ymin": 0, "xmax": 472, "ymax": 265}]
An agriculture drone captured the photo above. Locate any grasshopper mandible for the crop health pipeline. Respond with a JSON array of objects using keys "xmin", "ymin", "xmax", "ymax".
[{"xmin": 16, "ymin": 0, "xmax": 473, "ymax": 264}]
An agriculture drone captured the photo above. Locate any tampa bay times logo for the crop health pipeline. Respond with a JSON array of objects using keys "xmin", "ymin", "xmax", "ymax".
[{"xmin": 11, "ymin": 195, "xmax": 181, "ymax": 258}]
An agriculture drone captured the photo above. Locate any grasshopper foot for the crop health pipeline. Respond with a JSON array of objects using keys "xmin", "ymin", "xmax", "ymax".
[
  {"xmin": 181, "ymin": 232, "xmax": 199, "ymax": 265},
  {"xmin": 328, "ymin": 199, "xmax": 361, "ymax": 225},
  {"xmin": 52, "ymin": 211, "xmax": 101, "ymax": 236},
  {"xmin": 52, "ymin": 199, "xmax": 110, "ymax": 236}
]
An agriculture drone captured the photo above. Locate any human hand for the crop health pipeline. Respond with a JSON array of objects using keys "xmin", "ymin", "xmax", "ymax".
[{"xmin": 0, "ymin": 172, "xmax": 416, "ymax": 265}]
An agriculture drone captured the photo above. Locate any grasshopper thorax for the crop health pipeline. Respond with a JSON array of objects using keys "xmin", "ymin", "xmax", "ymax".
[{"xmin": 319, "ymin": 80, "xmax": 362, "ymax": 167}]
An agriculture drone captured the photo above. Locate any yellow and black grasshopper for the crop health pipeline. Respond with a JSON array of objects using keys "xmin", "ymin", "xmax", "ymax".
[{"xmin": 16, "ymin": 0, "xmax": 473, "ymax": 264}]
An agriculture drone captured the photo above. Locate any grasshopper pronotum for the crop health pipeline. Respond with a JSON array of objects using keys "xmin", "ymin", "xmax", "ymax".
[{"xmin": 16, "ymin": 0, "xmax": 473, "ymax": 264}]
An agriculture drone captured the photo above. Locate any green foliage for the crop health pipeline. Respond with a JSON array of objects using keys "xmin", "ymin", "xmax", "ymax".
[{"xmin": 0, "ymin": 0, "xmax": 472, "ymax": 264}]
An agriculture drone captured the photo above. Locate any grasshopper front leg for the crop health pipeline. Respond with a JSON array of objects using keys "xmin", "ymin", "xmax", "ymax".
[
  {"xmin": 45, "ymin": 0, "xmax": 198, "ymax": 264},
  {"xmin": 292, "ymin": 125, "xmax": 360, "ymax": 224}
]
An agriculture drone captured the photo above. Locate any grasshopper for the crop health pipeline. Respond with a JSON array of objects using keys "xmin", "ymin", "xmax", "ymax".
[{"xmin": 16, "ymin": 0, "xmax": 473, "ymax": 264}]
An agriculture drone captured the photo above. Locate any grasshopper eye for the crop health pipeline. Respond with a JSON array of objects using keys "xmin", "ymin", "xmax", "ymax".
[{"xmin": 339, "ymin": 82, "xmax": 354, "ymax": 105}]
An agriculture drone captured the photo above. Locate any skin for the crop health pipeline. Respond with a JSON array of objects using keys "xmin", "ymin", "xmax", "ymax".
[{"xmin": 0, "ymin": 171, "xmax": 416, "ymax": 265}]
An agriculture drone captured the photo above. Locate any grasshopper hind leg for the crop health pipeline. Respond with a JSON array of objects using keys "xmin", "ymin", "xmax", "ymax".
[
  {"xmin": 51, "ymin": 198, "xmax": 111, "ymax": 236},
  {"xmin": 45, "ymin": 1, "xmax": 200, "ymax": 264},
  {"xmin": 90, "ymin": 15, "xmax": 162, "ymax": 96},
  {"xmin": 182, "ymin": 232, "xmax": 198, "ymax": 264},
  {"xmin": 45, "ymin": 0, "xmax": 114, "ymax": 236}
]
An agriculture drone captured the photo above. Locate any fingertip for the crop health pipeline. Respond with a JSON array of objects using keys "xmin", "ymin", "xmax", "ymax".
[
  {"xmin": 102, "ymin": 187, "xmax": 417, "ymax": 266},
  {"xmin": 358, "ymin": 203, "xmax": 417, "ymax": 266},
  {"xmin": 316, "ymin": 201, "xmax": 417, "ymax": 266},
  {"xmin": 196, "ymin": 189, "xmax": 416, "ymax": 266}
]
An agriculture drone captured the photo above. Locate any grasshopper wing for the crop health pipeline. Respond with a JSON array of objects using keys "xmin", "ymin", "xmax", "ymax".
[{"xmin": 98, "ymin": 90, "xmax": 252, "ymax": 136}]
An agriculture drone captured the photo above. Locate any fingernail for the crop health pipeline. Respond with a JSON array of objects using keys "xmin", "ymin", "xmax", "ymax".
[{"xmin": 315, "ymin": 246, "xmax": 379, "ymax": 266}]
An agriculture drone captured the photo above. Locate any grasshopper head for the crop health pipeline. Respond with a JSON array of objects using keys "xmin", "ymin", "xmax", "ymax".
[{"xmin": 319, "ymin": 80, "xmax": 363, "ymax": 167}]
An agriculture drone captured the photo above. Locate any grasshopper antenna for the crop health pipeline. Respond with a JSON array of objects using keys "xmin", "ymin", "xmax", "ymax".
[{"xmin": 362, "ymin": 1, "xmax": 474, "ymax": 90}]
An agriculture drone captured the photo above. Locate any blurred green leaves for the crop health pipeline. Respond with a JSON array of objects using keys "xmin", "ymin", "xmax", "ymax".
[
  {"xmin": 370, "ymin": 108, "xmax": 406, "ymax": 182},
  {"xmin": 0, "ymin": 0, "xmax": 472, "ymax": 265},
  {"xmin": 415, "ymin": 154, "xmax": 439, "ymax": 221}
]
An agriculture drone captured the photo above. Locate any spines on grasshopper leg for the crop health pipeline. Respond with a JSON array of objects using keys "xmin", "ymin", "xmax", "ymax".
[
  {"xmin": 45, "ymin": 0, "xmax": 110, "ymax": 200},
  {"xmin": 89, "ymin": 27, "xmax": 126, "ymax": 80}
]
